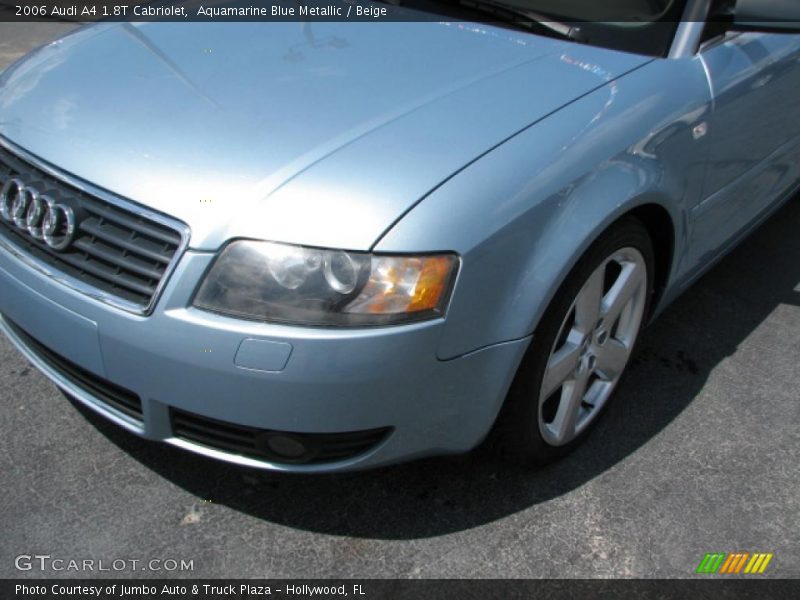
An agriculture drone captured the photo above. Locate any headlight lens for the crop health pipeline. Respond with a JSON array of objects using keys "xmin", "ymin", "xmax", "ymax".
[{"xmin": 192, "ymin": 241, "xmax": 458, "ymax": 326}]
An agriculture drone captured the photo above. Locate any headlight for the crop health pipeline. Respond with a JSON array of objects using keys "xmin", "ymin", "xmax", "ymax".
[{"xmin": 192, "ymin": 240, "xmax": 459, "ymax": 326}]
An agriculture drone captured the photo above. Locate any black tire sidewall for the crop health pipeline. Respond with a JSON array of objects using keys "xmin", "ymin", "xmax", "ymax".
[{"xmin": 488, "ymin": 216, "xmax": 656, "ymax": 465}]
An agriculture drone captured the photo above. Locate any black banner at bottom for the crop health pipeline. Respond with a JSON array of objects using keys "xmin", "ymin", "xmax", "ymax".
[{"xmin": 3, "ymin": 579, "xmax": 799, "ymax": 600}]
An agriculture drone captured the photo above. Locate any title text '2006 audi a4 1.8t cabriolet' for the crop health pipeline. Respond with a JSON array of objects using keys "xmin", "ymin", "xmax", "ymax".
[{"xmin": 1, "ymin": 0, "xmax": 799, "ymax": 472}]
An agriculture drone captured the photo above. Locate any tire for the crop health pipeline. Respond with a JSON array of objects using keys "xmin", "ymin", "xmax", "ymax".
[{"xmin": 487, "ymin": 216, "xmax": 655, "ymax": 466}]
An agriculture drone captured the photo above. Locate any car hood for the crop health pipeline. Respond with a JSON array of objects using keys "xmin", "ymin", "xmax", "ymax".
[{"xmin": 0, "ymin": 21, "xmax": 648, "ymax": 250}]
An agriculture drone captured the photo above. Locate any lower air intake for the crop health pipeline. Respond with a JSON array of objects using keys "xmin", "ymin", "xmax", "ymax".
[{"xmin": 170, "ymin": 408, "xmax": 391, "ymax": 465}]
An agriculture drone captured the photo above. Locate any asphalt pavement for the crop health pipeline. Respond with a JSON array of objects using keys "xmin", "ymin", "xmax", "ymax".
[{"xmin": 0, "ymin": 23, "xmax": 798, "ymax": 579}]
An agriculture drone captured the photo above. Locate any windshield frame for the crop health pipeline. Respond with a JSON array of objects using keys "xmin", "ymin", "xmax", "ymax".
[{"xmin": 388, "ymin": 0, "xmax": 694, "ymax": 57}]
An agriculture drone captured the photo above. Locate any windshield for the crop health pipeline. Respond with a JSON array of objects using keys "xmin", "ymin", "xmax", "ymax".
[
  {"xmin": 407, "ymin": 0, "xmax": 690, "ymax": 57},
  {"xmin": 505, "ymin": 0, "xmax": 682, "ymax": 21},
  {"xmin": 525, "ymin": 0, "xmax": 689, "ymax": 56}
]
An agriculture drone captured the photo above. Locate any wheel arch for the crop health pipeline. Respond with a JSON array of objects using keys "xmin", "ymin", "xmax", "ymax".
[
  {"xmin": 517, "ymin": 195, "xmax": 679, "ymax": 347},
  {"xmin": 624, "ymin": 201, "xmax": 676, "ymax": 322}
]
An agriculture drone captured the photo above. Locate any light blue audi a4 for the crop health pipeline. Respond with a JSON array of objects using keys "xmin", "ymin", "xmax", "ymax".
[{"xmin": 1, "ymin": 0, "xmax": 799, "ymax": 472}]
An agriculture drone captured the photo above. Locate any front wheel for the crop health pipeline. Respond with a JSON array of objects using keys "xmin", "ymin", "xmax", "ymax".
[{"xmin": 488, "ymin": 217, "xmax": 654, "ymax": 465}]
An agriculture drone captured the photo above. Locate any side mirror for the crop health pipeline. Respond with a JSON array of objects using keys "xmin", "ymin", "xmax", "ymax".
[{"xmin": 733, "ymin": 0, "xmax": 800, "ymax": 32}]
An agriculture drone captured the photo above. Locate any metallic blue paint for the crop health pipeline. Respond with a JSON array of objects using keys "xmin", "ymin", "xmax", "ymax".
[
  {"xmin": 0, "ymin": 22, "xmax": 647, "ymax": 250},
  {"xmin": 1, "ymin": 14, "xmax": 799, "ymax": 471}
]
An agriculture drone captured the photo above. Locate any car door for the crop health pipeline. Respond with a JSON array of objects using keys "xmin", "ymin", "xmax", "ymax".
[{"xmin": 689, "ymin": 31, "xmax": 800, "ymax": 266}]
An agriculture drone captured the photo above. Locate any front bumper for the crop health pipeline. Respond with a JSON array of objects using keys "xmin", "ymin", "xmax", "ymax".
[{"xmin": 0, "ymin": 239, "xmax": 529, "ymax": 472}]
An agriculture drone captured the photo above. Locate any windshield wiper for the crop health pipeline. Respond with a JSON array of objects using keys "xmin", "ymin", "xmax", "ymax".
[{"xmin": 453, "ymin": 0, "xmax": 585, "ymax": 40}]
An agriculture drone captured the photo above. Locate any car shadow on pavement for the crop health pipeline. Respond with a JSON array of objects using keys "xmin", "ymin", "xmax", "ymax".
[{"xmin": 70, "ymin": 196, "xmax": 800, "ymax": 540}]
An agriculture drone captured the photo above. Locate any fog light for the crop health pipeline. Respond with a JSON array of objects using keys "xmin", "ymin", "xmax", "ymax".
[{"xmin": 264, "ymin": 434, "xmax": 308, "ymax": 459}]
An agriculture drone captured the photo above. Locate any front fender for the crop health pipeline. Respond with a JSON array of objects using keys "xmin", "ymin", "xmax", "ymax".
[{"xmin": 375, "ymin": 56, "xmax": 711, "ymax": 359}]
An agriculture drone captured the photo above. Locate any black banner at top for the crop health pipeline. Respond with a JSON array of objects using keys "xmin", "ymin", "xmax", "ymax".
[
  {"xmin": 3, "ymin": 0, "xmax": 402, "ymax": 21},
  {"xmin": 0, "ymin": 0, "xmax": 773, "ymax": 24}
]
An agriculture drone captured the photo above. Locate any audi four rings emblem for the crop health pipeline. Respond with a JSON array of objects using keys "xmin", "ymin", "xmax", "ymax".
[{"xmin": 0, "ymin": 177, "xmax": 76, "ymax": 250}]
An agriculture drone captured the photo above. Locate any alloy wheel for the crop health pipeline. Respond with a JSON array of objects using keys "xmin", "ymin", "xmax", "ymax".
[{"xmin": 538, "ymin": 247, "xmax": 648, "ymax": 446}]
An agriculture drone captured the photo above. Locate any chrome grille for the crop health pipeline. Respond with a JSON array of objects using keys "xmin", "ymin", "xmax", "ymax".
[{"xmin": 0, "ymin": 141, "xmax": 186, "ymax": 312}]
